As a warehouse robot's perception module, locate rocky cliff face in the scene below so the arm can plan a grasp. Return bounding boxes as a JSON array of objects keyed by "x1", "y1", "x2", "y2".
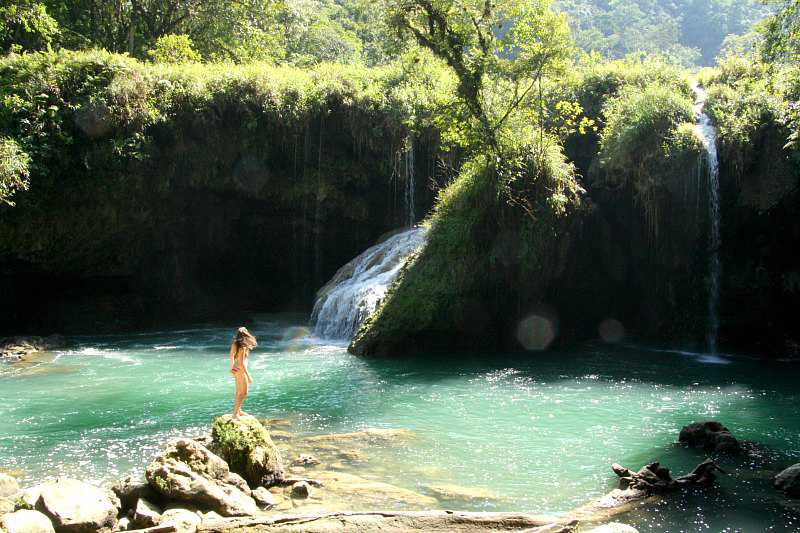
[{"x1": 0, "y1": 71, "x2": 443, "y2": 333}]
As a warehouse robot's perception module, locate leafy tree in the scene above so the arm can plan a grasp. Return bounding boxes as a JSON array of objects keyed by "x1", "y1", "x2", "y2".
[
  {"x1": 146, "y1": 33, "x2": 200, "y2": 63},
  {"x1": 41, "y1": 0, "x2": 287, "y2": 61},
  {"x1": 1, "y1": 0, "x2": 60, "y2": 53},
  {"x1": 388, "y1": 0, "x2": 571, "y2": 153},
  {"x1": 760, "y1": 0, "x2": 800, "y2": 63}
]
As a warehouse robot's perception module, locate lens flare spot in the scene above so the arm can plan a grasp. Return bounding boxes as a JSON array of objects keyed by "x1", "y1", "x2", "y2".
[
  {"x1": 282, "y1": 326, "x2": 311, "y2": 352},
  {"x1": 516, "y1": 314, "x2": 556, "y2": 351},
  {"x1": 598, "y1": 318, "x2": 625, "y2": 343}
]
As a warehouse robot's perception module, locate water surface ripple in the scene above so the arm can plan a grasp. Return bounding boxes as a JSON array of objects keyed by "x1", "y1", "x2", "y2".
[{"x1": 1, "y1": 315, "x2": 798, "y2": 531}]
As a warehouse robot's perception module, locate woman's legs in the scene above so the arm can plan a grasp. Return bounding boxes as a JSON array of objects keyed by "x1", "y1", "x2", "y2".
[
  {"x1": 238, "y1": 376, "x2": 249, "y2": 416},
  {"x1": 233, "y1": 372, "x2": 245, "y2": 418}
]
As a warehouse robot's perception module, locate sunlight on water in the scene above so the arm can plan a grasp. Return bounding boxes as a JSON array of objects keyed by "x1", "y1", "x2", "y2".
[{"x1": 1, "y1": 315, "x2": 799, "y2": 531}]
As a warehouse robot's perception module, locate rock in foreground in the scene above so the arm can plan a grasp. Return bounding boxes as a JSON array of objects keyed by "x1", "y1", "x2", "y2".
[
  {"x1": 678, "y1": 420, "x2": 741, "y2": 454},
  {"x1": 211, "y1": 416, "x2": 284, "y2": 488},
  {"x1": 33, "y1": 479, "x2": 118, "y2": 533},
  {"x1": 145, "y1": 438, "x2": 259, "y2": 517},
  {"x1": 0, "y1": 510, "x2": 55, "y2": 533},
  {"x1": 775, "y1": 464, "x2": 800, "y2": 498}
]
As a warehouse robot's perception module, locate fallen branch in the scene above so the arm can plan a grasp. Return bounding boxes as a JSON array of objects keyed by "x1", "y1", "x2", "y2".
[{"x1": 199, "y1": 510, "x2": 575, "y2": 532}]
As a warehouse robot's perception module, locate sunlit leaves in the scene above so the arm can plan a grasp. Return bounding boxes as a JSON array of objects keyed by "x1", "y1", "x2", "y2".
[{"x1": 0, "y1": 138, "x2": 30, "y2": 206}]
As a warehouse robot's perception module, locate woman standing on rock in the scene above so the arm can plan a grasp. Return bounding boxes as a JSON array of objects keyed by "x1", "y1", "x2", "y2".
[{"x1": 230, "y1": 327, "x2": 257, "y2": 418}]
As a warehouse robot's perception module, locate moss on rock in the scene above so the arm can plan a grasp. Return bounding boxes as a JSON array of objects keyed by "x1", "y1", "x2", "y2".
[{"x1": 211, "y1": 415, "x2": 284, "y2": 488}]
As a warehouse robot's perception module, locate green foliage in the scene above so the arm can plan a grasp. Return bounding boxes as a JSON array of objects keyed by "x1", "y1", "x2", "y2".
[
  {"x1": 211, "y1": 415, "x2": 283, "y2": 486},
  {"x1": 759, "y1": 0, "x2": 800, "y2": 64},
  {"x1": 0, "y1": 137, "x2": 31, "y2": 205},
  {"x1": 1, "y1": 1, "x2": 59, "y2": 53},
  {"x1": 293, "y1": 17, "x2": 363, "y2": 65},
  {"x1": 15, "y1": 0, "x2": 395, "y2": 65},
  {"x1": 702, "y1": 54, "x2": 799, "y2": 210},
  {"x1": 388, "y1": 0, "x2": 572, "y2": 153},
  {"x1": 146, "y1": 34, "x2": 201, "y2": 63},
  {"x1": 553, "y1": 0, "x2": 772, "y2": 66},
  {"x1": 704, "y1": 56, "x2": 786, "y2": 147},
  {"x1": 597, "y1": 82, "x2": 699, "y2": 237},
  {"x1": 0, "y1": 48, "x2": 450, "y2": 216}
]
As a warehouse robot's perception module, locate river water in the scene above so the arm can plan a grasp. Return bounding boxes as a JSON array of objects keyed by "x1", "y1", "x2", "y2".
[{"x1": 1, "y1": 315, "x2": 799, "y2": 531}]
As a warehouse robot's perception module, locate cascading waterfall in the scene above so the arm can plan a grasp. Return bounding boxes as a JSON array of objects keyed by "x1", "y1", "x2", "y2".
[
  {"x1": 310, "y1": 227, "x2": 427, "y2": 340},
  {"x1": 693, "y1": 84, "x2": 721, "y2": 353}
]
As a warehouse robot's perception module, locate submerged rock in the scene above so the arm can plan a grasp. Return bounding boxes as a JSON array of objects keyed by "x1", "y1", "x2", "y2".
[
  {"x1": 0, "y1": 510, "x2": 55, "y2": 533},
  {"x1": 291, "y1": 455, "x2": 320, "y2": 467},
  {"x1": 290, "y1": 482, "x2": 310, "y2": 500},
  {"x1": 33, "y1": 479, "x2": 118, "y2": 533},
  {"x1": 210, "y1": 415, "x2": 284, "y2": 488},
  {"x1": 678, "y1": 420, "x2": 741, "y2": 454},
  {"x1": 775, "y1": 464, "x2": 800, "y2": 498},
  {"x1": 313, "y1": 471, "x2": 438, "y2": 509},
  {"x1": 0, "y1": 336, "x2": 65, "y2": 362},
  {"x1": 145, "y1": 438, "x2": 259, "y2": 517},
  {"x1": 302, "y1": 428, "x2": 414, "y2": 445},
  {"x1": 424, "y1": 483, "x2": 498, "y2": 503}
]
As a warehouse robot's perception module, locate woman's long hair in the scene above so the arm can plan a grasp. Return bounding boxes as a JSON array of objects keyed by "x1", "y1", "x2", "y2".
[{"x1": 232, "y1": 326, "x2": 258, "y2": 351}]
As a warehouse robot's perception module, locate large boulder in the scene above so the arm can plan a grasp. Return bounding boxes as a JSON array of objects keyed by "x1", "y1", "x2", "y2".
[
  {"x1": 33, "y1": 479, "x2": 118, "y2": 533},
  {"x1": 678, "y1": 421, "x2": 741, "y2": 454},
  {"x1": 145, "y1": 438, "x2": 259, "y2": 517},
  {"x1": 775, "y1": 464, "x2": 800, "y2": 498},
  {"x1": 0, "y1": 510, "x2": 55, "y2": 533},
  {"x1": 210, "y1": 415, "x2": 284, "y2": 487},
  {"x1": 0, "y1": 475, "x2": 19, "y2": 499}
]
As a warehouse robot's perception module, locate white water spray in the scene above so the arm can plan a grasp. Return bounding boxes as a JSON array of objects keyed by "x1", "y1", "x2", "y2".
[
  {"x1": 311, "y1": 227, "x2": 427, "y2": 340},
  {"x1": 693, "y1": 85, "x2": 721, "y2": 353}
]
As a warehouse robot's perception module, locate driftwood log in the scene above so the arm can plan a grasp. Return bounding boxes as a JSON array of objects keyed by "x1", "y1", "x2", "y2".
[
  {"x1": 570, "y1": 458, "x2": 726, "y2": 527},
  {"x1": 198, "y1": 511, "x2": 577, "y2": 532},
  {"x1": 612, "y1": 459, "x2": 725, "y2": 492}
]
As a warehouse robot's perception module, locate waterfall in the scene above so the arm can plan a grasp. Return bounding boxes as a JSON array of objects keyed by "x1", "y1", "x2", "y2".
[
  {"x1": 693, "y1": 85, "x2": 721, "y2": 353},
  {"x1": 405, "y1": 141, "x2": 416, "y2": 227},
  {"x1": 310, "y1": 227, "x2": 427, "y2": 340}
]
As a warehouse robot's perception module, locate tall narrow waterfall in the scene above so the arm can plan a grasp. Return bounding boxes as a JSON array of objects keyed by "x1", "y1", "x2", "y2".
[
  {"x1": 405, "y1": 141, "x2": 416, "y2": 227},
  {"x1": 693, "y1": 85, "x2": 721, "y2": 353},
  {"x1": 311, "y1": 227, "x2": 427, "y2": 340}
]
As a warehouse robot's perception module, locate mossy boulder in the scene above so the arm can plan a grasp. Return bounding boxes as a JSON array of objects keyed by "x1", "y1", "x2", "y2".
[{"x1": 211, "y1": 415, "x2": 284, "y2": 488}]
